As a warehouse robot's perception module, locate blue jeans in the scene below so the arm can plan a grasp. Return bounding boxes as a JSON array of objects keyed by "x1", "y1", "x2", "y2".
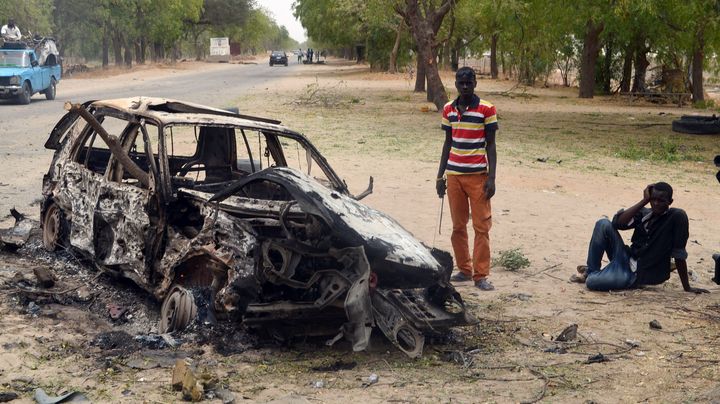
[{"x1": 584, "y1": 218, "x2": 636, "y2": 291}]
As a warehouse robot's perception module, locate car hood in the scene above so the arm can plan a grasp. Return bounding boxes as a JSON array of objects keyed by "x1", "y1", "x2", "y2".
[
  {"x1": 0, "y1": 67, "x2": 29, "y2": 76},
  {"x1": 201, "y1": 168, "x2": 444, "y2": 281}
]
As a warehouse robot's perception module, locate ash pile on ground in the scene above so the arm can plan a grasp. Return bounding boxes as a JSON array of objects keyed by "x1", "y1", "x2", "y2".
[{"x1": 0, "y1": 230, "x2": 260, "y2": 360}]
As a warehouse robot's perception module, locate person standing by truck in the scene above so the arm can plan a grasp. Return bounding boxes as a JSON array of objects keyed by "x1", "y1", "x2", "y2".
[{"x1": 1, "y1": 19, "x2": 22, "y2": 41}]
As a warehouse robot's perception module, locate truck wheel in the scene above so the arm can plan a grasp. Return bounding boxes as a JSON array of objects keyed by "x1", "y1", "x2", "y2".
[
  {"x1": 44, "y1": 79, "x2": 56, "y2": 100},
  {"x1": 17, "y1": 82, "x2": 31, "y2": 105}
]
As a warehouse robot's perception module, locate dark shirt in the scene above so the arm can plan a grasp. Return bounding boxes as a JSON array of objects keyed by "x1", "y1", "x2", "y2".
[{"x1": 612, "y1": 207, "x2": 689, "y2": 286}]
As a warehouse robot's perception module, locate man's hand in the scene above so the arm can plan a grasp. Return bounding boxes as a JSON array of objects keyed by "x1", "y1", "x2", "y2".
[
  {"x1": 642, "y1": 184, "x2": 654, "y2": 204},
  {"x1": 484, "y1": 177, "x2": 496, "y2": 200},
  {"x1": 685, "y1": 286, "x2": 710, "y2": 294},
  {"x1": 436, "y1": 178, "x2": 446, "y2": 198}
]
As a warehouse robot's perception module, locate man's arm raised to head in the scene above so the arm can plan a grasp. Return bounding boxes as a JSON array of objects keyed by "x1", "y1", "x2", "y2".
[{"x1": 616, "y1": 184, "x2": 653, "y2": 227}]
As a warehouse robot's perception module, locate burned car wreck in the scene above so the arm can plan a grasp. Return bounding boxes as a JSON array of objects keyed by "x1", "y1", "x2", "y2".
[{"x1": 41, "y1": 97, "x2": 474, "y2": 357}]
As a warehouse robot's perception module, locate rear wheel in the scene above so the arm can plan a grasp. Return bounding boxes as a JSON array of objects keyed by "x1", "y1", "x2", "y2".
[
  {"x1": 159, "y1": 285, "x2": 198, "y2": 333},
  {"x1": 17, "y1": 82, "x2": 31, "y2": 105},
  {"x1": 44, "y1": 78, "x2": 56, "y2": 100},
  {"x1": 42, "y1": 202, "x2": 67, "y2": 251}
]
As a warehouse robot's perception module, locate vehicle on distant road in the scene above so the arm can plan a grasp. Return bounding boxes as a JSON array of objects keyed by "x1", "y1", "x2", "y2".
[
  {"x1": 0, "y1": 38, "x2": 61, "y2": 104},
  {"x1": 269, "y1": 51, "x2": 288, "y2": 67}
]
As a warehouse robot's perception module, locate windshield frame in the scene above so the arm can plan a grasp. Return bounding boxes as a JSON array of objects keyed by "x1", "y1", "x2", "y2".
[{"x1": 0, "y1": 50, "x2": 30, "y2": 68}]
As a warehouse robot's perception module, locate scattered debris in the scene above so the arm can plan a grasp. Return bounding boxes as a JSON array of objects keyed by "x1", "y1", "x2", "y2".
[
  {"x1": 624, "y1": 339, "x2": 641, "y2": 348},
  {"x1": 172, "y1": 358, "x2": 204, "y2": 402},
  {"x1": 0, "y1": 209, "x2": 34, "y2": 250},
  {"x1": 649, "y1": 320, "x2": 663, "y2": 330},
  {"x1": 0, "y1": 392, "x2": 18, "y2": 403},
  {"x1": 544, "y1": 345, "x2": 568, "y2": 354},
  {"x1": 213, "y1": 388, "x2": 235, "y2": 404},
  {"x1": 32, "y1": 267, "x2": 56, "y2": 288},
  {"x1": 554, "y1": 324, "x2": 578, "y2": 342},
  {"x1": 107, "y1": 304, "x2": 127, "y2": 321},
  {"x1": 586, "y1": 353, "x2": 609, "y2": 364},
  {"x1": 504, "y1": 293, "x2": 532, "y2": 302},
  {"x1": 536, "y1": 157, "x2": 549, "y2": 163},
  {"x1": 33, "y1": 388, "x2": 90, "y2": 404},
  {"x1": 312, "y1": 380, "x2": 324, "y2": 389}
]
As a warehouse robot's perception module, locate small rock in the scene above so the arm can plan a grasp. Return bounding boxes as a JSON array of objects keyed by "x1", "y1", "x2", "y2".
[
  {"x1": 649, "y1": 320, "x2": 662, "y2": 330},
  {"x1": 554, "y1": 324, "x2": 578, "y2": 342},
  {"x1": 312, "y1": 380, "x2": 324, "y2": 389},
  {"x1": 586, "y1": 353, "x2": 608, "y2": 364},
  {"x1": 75, "y1": 286, "x2": 93, "y2": 302},
  {"x1": 624, "y1": 339, "x2": 640, "y2": 348},
  {"x1": 367, "y1": 373, "x2": 379, "y2": 385},
  {"x1": 0, "y1": 392, "x2": 19, "y2": 402},
  {"x1": 26, "y1": 302, "x2": 40, "y2": 316},
  {"x1": 214, "y1": 388, "x2": 235, "y2": 404}
]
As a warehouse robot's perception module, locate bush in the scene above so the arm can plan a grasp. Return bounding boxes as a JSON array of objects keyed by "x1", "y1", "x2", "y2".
[{"x1": 493, "y1": 248, "x2": 530, "y2": 271}]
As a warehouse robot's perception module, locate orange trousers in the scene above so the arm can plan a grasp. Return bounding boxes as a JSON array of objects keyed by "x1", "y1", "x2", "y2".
[{"x1": 447, "y1": 174, "x2": 492, "y2": 281}]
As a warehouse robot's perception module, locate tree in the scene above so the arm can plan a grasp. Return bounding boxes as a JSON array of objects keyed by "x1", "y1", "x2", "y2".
[{"x1": 395, "y1": 0, "x2": 454, "y2": 109}]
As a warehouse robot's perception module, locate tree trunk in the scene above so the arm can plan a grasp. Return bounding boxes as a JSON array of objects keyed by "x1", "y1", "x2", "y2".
[
  {"x1": 691, "y1": 29, "x2": 705, "y2": 102},
  {"x1": 631, "y1": 39, "x2": 649, "y2": 93},
  {"x1": 578, "y1": 19, "x2": 604, "y2": 98},
  {"x1": 490, "y1": 33, "x2": 499, "y2": 79},
  {"x1": 102, "y1": 29, "x2": 110, "y2": 69},
  {"x1": 415, "y1": 58, "x2": 426, "y2": 92},
  {"x1": 441, "y1": 42, "x2": 450, "y2": 69},
  {"x1": 124, "y1": 45, "x2": 132, "y2": 68},
  {"x1": 602, "y1": 37, "x2": 613, "y2": 94},
  {"x1": 619, "y1": 43, "x2": 633, "y2": 93},
  {"x1": 450, "y1": 38, "x2": 460, "y2": 71},
  {"x1": 113, "y1": 33, "x2": 123, "y2": 66},
  {"x1": 399, "y1": 0, "x2": 452, "y2": 109},
  {"x1": 389, "y1": 25, "x2": 402, "y2": 73}
]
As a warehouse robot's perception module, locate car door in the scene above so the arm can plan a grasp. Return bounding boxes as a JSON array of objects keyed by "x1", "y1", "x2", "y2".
[
  {"x1": 28, "y1": 52, "x2": 45, "y2": 92},
  {"x1": 93, "y1": 120, "x2": 160, "y2": 283}
]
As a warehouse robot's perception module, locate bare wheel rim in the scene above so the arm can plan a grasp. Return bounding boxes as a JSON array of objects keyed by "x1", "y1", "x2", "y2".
[
  {"x1": 159, "y1": 286, "x2": 197, "y2": 333},
  {"x1": 42, "y1": 204, "x2": 61, "y2": 251}
]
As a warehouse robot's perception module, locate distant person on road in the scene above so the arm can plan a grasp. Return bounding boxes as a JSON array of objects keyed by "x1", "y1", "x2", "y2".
[
  {"x1": 1, "y1": 19, "x2": 22, "y2": 41},
  {"x1": 437, "y1": 67, "x2": 498, "y2": 291},
  {"x1": 321, "y1": 50, "x2": 326, "y2": 61},
  {"x1": 297, "y1": 49, "x2": 303, "y2": 64},
  {"x1": 307, "y1": 48, "x2": 313, "y2": 64},
  {"x1": 572, "y1": 182, "x2": 709, "y2": 294}
]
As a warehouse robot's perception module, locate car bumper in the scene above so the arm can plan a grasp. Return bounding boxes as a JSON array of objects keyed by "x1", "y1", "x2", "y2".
[{"x1": 0, "y1": 86, "x2": 21, "y2": 98}]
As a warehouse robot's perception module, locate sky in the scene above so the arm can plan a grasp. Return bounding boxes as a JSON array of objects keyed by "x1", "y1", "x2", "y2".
[{"x1": 255, "y1": 0, "x2": 307, "y2": 43}]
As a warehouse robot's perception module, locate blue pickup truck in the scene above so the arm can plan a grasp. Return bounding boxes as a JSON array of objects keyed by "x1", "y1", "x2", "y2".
[{"x1": 0, "y1": 38, "x2": 61, "y2": 104}]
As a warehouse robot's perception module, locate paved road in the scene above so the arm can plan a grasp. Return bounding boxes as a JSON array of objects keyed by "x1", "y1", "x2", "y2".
[{"x1": 0, "y1": 61, "x2": 296, "y2": 221}]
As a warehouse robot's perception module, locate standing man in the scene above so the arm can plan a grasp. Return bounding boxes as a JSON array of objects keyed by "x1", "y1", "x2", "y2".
[
  {"x1": 297, "y1": 49, "x2": 303, "y2": 64},
  {"x1": 1, "y1": 19, "x2": 22, "y2": 41},
  {"x1": 436, "y1": 67, "x2": 498, "y2": 291}
]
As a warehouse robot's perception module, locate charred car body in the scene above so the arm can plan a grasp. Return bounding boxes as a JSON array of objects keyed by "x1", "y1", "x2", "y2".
[{"x1": 41, "y1": 97, "x2": 474, "y2": 357}]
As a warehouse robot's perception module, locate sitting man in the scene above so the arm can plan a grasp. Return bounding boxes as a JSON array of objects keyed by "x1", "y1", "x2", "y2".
[
  {"x1": 573, "y1": 182, "x2": 709, "y2": 294},
  {"x1": 1, "y1": 19, "x2": 22, "y2": 41}
]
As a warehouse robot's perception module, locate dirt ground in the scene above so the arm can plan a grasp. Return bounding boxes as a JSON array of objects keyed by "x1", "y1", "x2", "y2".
[{"x1": 1, "y1": 59, "x2": 719, "y2": 403}]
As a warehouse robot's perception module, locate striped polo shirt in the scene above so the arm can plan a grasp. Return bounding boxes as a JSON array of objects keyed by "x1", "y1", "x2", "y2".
[{"x1": 441, "y1": 95, "x2": 498, "y2": 175}]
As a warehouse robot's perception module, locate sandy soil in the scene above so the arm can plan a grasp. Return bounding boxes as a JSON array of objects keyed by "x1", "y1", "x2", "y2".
[{"x1": 1, "y1": 60, "x2": 719, "y2": 403}]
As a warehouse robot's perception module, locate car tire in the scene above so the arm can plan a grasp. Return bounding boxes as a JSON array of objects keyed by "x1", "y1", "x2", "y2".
[
  {"x1": 284, "y1": 61, "x2": 288, "y2": 66},
  {"x1": 44, "y1": 78, "x2": 56, "y2": 100},
  {"x1": 42, "y1": 202, "x2": 68, "y2": 251},
  {"x1": 672, "y1": 117, "x2": 720, "y2": 135},
  {"x1": 17, "y1": 81, "x2": 32, "y2": 105},
  {"x1": 159, "y1": 285, "x2": 198, "y2": 333}
]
